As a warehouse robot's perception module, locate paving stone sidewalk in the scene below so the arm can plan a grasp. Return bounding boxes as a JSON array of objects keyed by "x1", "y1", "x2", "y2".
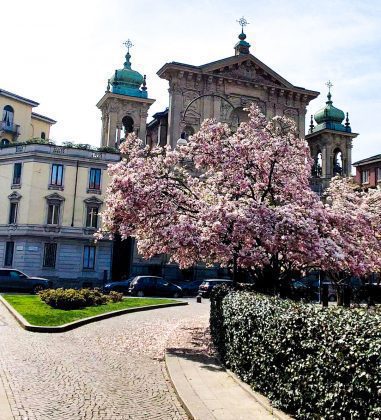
[
  {"x1": 0, "y1": 298, "x2": 210, "y2": 420},
  {"x1": 165, "y1": 317, "x2": 290, "y2": 420}
]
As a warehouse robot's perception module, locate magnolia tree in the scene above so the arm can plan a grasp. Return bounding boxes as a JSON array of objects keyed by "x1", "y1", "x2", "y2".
[
  {"x1": 323, "y1": 176, "x2": 381, "y2": 282},
  {"x1": 98, "y1": 105, "x2": 381, "y2": 290}
]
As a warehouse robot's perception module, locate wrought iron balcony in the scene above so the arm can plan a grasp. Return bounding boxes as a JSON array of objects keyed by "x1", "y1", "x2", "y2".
[{"x1": 1, "y1": 121, "x2": 20, "y2": 136}]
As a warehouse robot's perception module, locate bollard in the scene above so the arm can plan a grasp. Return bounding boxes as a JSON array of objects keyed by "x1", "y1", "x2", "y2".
[
  {"x1": 196, "y1": 295, "x2": 202, "y2": 303},
  {"x1": 321, "y1": 284, "x2": 328, "y2": 308},
  {"x1": 343, "y1": 286, "x2": 351, "y2": 307}
]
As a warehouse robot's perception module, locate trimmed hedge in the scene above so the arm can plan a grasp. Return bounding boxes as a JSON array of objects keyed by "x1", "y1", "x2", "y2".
[
  {"x1": 39, "y1": 288, "x2": 123, "y2": 310},
  {"x1": 210, "y1": 287, "x2": 381, "y2": 419}
]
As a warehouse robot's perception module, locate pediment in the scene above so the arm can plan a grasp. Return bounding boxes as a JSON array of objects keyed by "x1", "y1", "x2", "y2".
[
  {"x1": 84, "y1": 196, "x2": 103, "y2": 205},
  {"x1": 200, "y1": 54, "x2": 293, "y2": 89},
  {"x1": 45, "y1": 192, "x2": 65, "y2": 202},
  {"x1": 8, "y1": 191, "x2": 22, "y2": 201}
]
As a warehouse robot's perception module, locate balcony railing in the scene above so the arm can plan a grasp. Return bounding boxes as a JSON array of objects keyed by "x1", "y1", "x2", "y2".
[{"x1": 1, "y1": 121, "x2": 20, "y2": 136}]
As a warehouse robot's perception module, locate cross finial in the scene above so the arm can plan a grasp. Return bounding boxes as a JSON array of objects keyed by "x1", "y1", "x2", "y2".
[
  {"x1": 326, "y1": 80, "x2": 333, "y2": 93},
  {"x1": 123, "y1": 39, "x2": 133, "y2": 53},
  {"x1": 237, "y1": 17, "x2": 249, "y2": 32}
]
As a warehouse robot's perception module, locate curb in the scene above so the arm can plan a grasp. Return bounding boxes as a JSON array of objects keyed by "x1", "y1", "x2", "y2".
[
  {"x1": 225, "y1": 369, "x2": 292, "y2": 420},
  {"x1": 164, "y1": 352, "x2": 196, "y2": 420},
  {"x1": 0, "y1": 374, "x2": 13, "y2": 420},
  {"x1": 0, "y1": 295, "x2": 188, "y2": 333},
  {"x1": 165, "y1": 350, "x2": 292, "y2": 420}
]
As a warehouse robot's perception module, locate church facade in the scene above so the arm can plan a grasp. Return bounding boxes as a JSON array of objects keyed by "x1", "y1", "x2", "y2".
[{"x1": 98, "y1": 27, "x2": 359, "y2": 281}]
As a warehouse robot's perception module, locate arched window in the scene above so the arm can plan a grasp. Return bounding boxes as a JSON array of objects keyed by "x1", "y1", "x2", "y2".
[
  {"x1": 1, "y1": 139, "x2": 10, "y2": 146},
  {"x1": 333, "y1": 148, "x2": 343, "y2": 176},
  {"x1": 2, "y1": 105, "x2": 14, "y2": 128},
  {"x1": 41, "y1": 132, "x2": 46, "y2": 140},
  {"x1": 122, "y1": 116, "x2": 134, "y2": 135},
  {"x1": 312, "y1": 151, "x2": 323, "y2": 177}
]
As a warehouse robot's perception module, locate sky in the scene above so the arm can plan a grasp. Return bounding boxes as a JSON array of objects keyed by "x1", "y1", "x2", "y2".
[{"x1": 2, "y1": 0, "x2": 381, "y2": 163}]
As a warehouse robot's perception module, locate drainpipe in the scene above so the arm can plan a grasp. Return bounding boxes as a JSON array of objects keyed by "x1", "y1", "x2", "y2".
[{"x1": 71, "y1": 161, "x2": 79, "y2": 227}]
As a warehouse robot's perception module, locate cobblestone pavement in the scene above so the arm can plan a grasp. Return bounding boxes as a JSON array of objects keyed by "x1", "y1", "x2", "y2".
[{"x1": 0, "y1": 298, "x2": 210, "y2": 420}]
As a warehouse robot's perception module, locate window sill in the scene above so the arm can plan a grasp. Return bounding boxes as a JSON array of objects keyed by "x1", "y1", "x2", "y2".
[
  {"x1": 44, "y1": 225, "x2": 61, "y2": 233},
  {"x1": 83, "y1": 227, "x2": 97, "y2": 235},
  {"x1": 82, "y1": 268, "x2": 95, "y2": 272},
  {"x1": 87, "y1": 188, "x2": 102, "y2": 195},
  {"x1": 11, "y1": 184, "x2": 21, "y2": 189},
  {"x1": 48, "y1": 185, "x2": 64, "y2": 191}
]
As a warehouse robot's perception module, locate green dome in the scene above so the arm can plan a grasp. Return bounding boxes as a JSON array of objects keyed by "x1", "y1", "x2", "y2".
[
  {"x1": 314, "y1": 92, "x2": 345, "y2": 125},
  {"x1": 109, "y1": 51, "x2": 147, "y2": 98}
]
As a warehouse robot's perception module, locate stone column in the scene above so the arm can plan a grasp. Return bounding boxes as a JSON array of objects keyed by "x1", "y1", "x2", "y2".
[
  {"x1": 101, "y1": 112, "x2": 108, "y2": 147},
  {"x1": 298, "y1": 108, "x2": 306, "y2": 139},
  {"x1": 203, "y1": 94, "x2": 213, "y2": 119},
  {"x1": 321, "y1": 145, "x2": 328, "y2": 178},
  {"x1": 347, "y1": 141, "x2": 353, "y2": 175},
  {"x1": 116, "y1": 124, "x2": 121, "y2": 146},
  {"x1": 213, "y1": 96, "x2": 221, "y2": 120},
  {"x1": 167, "y1": 87, "x2": 183, "y2": 148},
  {"x1": 108, "y1": 112, "x2": 117, "y2": 148},
  {"x1": 139, "y1": 108, "x2": 148, "y2": 144}
]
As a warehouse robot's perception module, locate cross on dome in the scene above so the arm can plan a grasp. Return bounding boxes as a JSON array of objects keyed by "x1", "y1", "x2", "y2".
[
  {"x1": 326, "y1": 80, "x2": 333, "y2": 93},
  {"x1": 237, "y1": 17, "x2": 249, "y2": 32},
  {"x1": 123, "y1": 39, "x2": 134, "y2": 53}
]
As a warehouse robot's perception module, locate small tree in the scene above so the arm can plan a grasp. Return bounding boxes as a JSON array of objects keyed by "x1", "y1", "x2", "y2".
[{"x1": 323, "y1": 177, "x2": 381, "y2": 281}]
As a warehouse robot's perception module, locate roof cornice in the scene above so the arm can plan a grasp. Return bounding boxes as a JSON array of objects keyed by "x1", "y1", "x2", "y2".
[
  {"x1": 0, "y1": 89, "x2": 39, "y2": 107},
  {"x1": 31, "y1": 112, "x2": 57, "y2": 125}
]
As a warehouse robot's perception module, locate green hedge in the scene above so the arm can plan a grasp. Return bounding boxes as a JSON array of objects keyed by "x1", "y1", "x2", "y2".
[
  {"x1": 39, "y1": 288, "x2": 123, "y2": 310},
  {"x1": 210, "y1": 288, "x2": 381, "y2": 419}
]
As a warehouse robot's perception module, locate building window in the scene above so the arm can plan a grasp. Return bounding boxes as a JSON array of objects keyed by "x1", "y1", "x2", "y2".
[
  {"x1": 361, "y1": 170, "x2": 369, "y2": 184},
  {"x1": 43, "y1": 243, "x2": 57, "y2": 268},
  {"x1": 50, "y1": 164, "x2": 63, "y2": 187},
  {"x1": 88, "y1": 168, "x2": 101, "y2": 191},
  {"x1": 8, "y1": 202, "x2": 18, "y2": 224},
  {"x1": 2, "y1": 105, "x2": 14, "y2": 129},
  {"x1": 86, "y1": 206, "x2": 99, "y2": 228},
  {"x1": 1, "y1": 139, "x2": 10, "y2": 146},
  {"x1": 41, "y1": 132, "x2": 46, "y2": 140},
  {"x1": 377, "y1": 167, "x2": 381, "y2": 182},
  {"x1": 8, "y1": 191, "x2": 21, "y2": 224},
  {"x1": 4, "y1": 242, "x2": 14, "y2": 267},
  {"x1": 12, "y1": 163, "x2": 22, "y2": 185},
  {"x1": 47, "y1": 204, "x2": 60, "y2": 225},
  {"x1": 83, "y1": 246, "x2": 96, "y2": 269},
  {"x1": 45, "y1": 193, "x2": 64, "y2": 226}
]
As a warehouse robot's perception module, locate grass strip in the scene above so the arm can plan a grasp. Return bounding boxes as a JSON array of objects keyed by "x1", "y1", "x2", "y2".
[{"x1": 2, "y1": 294, "x2": 178, "y2": 326}]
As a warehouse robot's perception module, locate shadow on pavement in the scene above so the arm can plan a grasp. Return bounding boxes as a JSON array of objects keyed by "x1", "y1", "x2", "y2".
[{"x1": 167, "y1": 325, "x2": 224, "y2": 372}]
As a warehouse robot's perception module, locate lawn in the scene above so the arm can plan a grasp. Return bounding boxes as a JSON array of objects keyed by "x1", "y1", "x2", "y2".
[{"x1": 2, "y1": 294, "x2": 178, "y2": 326}]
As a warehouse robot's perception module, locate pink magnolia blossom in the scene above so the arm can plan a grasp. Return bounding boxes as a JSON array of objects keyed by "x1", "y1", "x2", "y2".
[{"x1": 98, "y1": 105, "x2": 381, "y2": 286}]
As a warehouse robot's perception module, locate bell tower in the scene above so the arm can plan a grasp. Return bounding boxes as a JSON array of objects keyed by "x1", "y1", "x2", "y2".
[
  {"x1": 306, "y1": 81, "x2": 358, "y2": 194},
  {"x1": 97, "y1": 40, "x2": 155, "y2": 148}
]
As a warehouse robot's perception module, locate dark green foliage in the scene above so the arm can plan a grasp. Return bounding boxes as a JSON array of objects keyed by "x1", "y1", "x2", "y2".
[
  {"x1": 79, "y1": 288, "x2": 108, "y2": 306},
  {"x1": 210, "y1": 289, "x2": 381, "y2": 419},
  {"x1": 39, "y1": 288, "x2": 122, "y2": 310},
  {"x1": 108, "y1": 291, "x2": 124, "y2": 303},
  {"x1": 39, "y1": 289, "x2": 87, "y2": 310}
]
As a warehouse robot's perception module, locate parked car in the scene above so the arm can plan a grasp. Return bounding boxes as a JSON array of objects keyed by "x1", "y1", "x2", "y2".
[
  {"x1": 103, "y1": 277, "x2": 134, "y2": 295},
  {"x1": 0, "y1": 269, "x2": 52, "y2": 294},
  {"x1": 198, "y1": 279, "x2": 233, "y2": 298},
  {"x1": 128, "y1": 276, "x2": 183, "y2": 298},
  {"x1": 296, "y1": 274, "x2": 337, "y2": 302},
  {"x1": 174, "y1": 280, "x2": 204, "y2": 296}
]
